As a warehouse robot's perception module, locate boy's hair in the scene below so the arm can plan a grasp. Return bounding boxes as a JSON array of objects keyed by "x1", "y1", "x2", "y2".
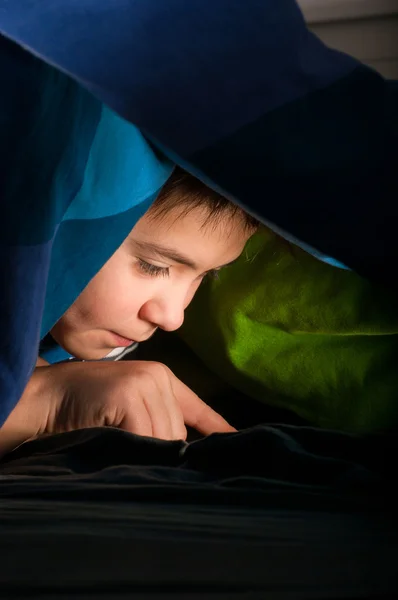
[{"x1": 149, "y1": 167, "x2": 259, "y2": 232}]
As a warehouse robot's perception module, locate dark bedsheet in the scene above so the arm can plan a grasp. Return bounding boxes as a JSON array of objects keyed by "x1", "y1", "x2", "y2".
[{"x1": 0, "y1": 424, "x2": 397, "y2": 598}]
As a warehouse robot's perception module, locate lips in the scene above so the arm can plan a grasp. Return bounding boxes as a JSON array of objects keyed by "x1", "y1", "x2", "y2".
[
  {"x1": 109, "y1": 329, "x2": 157, "y2": 347},
  {"x1": 109, "y1": 332, "x2": 135, "y2": 347}
]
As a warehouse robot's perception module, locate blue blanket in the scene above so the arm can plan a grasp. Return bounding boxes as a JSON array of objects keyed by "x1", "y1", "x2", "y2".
[{"x1": 0, "y1": 0, "x2": 397, "y2": 425}]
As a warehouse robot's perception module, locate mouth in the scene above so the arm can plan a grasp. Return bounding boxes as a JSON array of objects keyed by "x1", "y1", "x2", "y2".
[
  {"x1": 108, "y1": 329, "x2": 157, "y2": 347},
  {"x1": 109, "y1": 332, "x2": 135, "y2": 348}
]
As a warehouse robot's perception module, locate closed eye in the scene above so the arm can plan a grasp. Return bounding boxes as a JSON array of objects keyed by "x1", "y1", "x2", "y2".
[{"x1": 137, "y1": 259, "x2": 170, "y2": 278}]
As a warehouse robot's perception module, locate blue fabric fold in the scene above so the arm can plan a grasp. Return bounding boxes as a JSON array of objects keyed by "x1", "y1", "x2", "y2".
[
  {"x1": 0, "y1": 0, "x2": 397, "y2": 424},
  {"x1": 0, "y1": 34, "x2": 172, "y2": 424}
]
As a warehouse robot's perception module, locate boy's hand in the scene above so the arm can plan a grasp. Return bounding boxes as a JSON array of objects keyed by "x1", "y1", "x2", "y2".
[{"x1": 0, "y1": 361, "x2": 235, "y2": 456}]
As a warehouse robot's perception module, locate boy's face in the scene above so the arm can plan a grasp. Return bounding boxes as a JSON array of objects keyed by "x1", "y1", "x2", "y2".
[{"x1": 51, "y1": 206, "x2": 253, "y2": 360}]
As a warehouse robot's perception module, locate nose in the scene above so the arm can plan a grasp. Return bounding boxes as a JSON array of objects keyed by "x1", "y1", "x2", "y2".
[{"x1": 139, "y1": 294, "x2": 186, "y2": 333}]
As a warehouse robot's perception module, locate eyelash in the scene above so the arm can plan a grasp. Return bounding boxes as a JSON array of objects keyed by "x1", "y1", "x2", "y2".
[
  {"x1": 137, "y1": 259, "x2": 170, "y2": 278},
  {"x1": 137, "y1": 259, "x2": 221, "y2": 280}
]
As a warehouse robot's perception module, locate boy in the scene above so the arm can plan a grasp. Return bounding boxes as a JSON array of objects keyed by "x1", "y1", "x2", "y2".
[{"x1": 0, "y1": 169, "x2": 258, "y2": 455}]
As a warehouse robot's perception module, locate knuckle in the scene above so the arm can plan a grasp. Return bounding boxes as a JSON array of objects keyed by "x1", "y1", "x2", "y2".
[
  {"x1": 145, "y1": 361, "x2": 171, "y2": 382},
  {"x1": 149, "y1": 361, "x2": 170, "y2": 374}
]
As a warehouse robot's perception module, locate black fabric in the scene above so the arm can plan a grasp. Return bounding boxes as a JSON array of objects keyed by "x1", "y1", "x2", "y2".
[{"x1": 0, "y1": 425, "x2": 397, "y2": 598}]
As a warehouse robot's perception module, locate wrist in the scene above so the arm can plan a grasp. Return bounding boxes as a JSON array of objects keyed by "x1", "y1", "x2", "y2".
[{"x1": 0, "y1": 366, "x2": 55, "y2": 458}]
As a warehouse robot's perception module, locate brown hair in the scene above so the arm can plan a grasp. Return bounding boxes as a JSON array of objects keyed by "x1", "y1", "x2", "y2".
[{"x1": 148, "y1": 167, "x2": 259, "y2": 232}]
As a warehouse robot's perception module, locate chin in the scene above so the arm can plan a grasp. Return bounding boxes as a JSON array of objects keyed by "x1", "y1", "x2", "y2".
[
  {"x1": 60, "y1": 339, "x2": 109, "y2": 362},
  {"x1": 79, "y1": 347, "x2": 113, "y2": 361}
]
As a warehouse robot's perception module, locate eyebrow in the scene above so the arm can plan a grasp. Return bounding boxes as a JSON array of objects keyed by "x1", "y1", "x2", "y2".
[
  {"x1": 132, "y1": 240, "x2": 198, "y2": 269},
  {"x1": 131, "y1": 240, "x2": 241, "y2": 271}
]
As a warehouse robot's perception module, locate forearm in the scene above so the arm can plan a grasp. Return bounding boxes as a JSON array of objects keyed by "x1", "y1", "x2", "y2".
[{"x1": 0, "y1": 360, "x2": 52, "y2": 458}]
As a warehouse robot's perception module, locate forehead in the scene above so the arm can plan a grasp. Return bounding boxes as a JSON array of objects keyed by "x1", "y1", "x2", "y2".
[{"x1": 129, "y1": 206, "x2": 251, "y2": 269}]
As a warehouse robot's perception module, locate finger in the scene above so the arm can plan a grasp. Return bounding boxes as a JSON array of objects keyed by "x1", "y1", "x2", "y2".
[
  {"x1": 161, "y1": 392, "x2": 187, "y2": 441},
  {"x1": 144, "y1": 390, "x2": 175, "y2": 441},
  {"x1": 170, "y1": 408, "x2": 187, "y2": 441},
  {"x1": 118, "y1": 397, "x2": 153, "y2": 438},
  {"x1": 141, "y1": 374, "x2": 185, "y2": 441},
  {"x1": 171, "y1": 377, "x2": 236, "y2": 436},
  {"x1": 156, "y1": 372, "x2": 187, "y2": 440},
  {"x1": 116, "y1": 365, "x2": 178, "y2": 440}
]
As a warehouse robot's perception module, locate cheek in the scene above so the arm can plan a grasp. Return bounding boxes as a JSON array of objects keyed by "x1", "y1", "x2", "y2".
[
  {"x1": 64, "y1": 284, "x2": 111, "y2": 330},
  {"x1": 87, "y1": 272, "x2": 149, "y2": 325},
  {"x1": 68, "y1": 259, "x2": 144, "y2": 327}
]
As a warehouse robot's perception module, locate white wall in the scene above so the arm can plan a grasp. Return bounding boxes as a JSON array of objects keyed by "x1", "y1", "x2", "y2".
[{"x1": 298, "y1": 0, "x2": 398, "y2": 78}]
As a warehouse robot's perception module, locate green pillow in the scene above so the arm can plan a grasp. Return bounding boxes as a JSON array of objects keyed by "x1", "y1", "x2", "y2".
[{"x1": 179, "y1": 230, "x2": 398, "y2": 433}]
